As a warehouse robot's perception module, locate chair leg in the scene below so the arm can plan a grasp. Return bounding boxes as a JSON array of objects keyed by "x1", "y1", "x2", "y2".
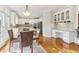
[
  {"x1": 36, "y1": 39, "x2": 39, "y2": 45},
  {"x1": 9, "y1": 42, "x2": 11, "y2": 52},
  {"x1": 12, "y1": 41, "x2": 13, "y2": 47},
  {"x1": 9, "y1": 40, "x2": 11, "y2": 52},
  {"x1": 21, "y1": 47, "x2": 23, "y2": 53},
  {"x1": 21, "y1": 43, "x2": 23, "y2": 53},
  {"x1": 30, "y1": 45, "x2": 33, "y2": 53}
]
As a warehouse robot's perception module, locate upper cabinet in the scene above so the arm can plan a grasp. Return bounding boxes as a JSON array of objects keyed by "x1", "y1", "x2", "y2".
[
  {"x1": 53, "y1": 9, "x2": 71, "y2": 23},
  {"x1": 57, "y1": 13, "x2": 60, "y2": 21},
  {"x1": 54, "y1": 14, "x2": 56, "y2": 22},
  {"x1": 65, "y1": 9, "x2": 70, "y2": 21},
  {"x1": 10, "y1": 12, "x2": 19, "y2": 26},
  {"x1": 61, "y1": 12, "x2": 64, "y2": 21}
]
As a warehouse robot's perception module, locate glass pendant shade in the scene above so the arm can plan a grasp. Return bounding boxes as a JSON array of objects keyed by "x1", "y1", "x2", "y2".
[{"x1": 23, "y1": 5, "x2": 31, "y2": 16}]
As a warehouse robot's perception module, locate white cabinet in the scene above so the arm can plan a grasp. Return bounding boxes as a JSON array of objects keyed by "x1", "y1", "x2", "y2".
[
  {"x1": 63, "y1": 32, "x2": 70, "y2": 43},
  {"x1": 52, "y1": 6, "x2": 76, "y2": 43},
  {"x1": 53, "y1": 9, "x2": 72, "y2": 31},
  {"x1": 61, "y1": 11, "x2": 64, "y2": 21},
  {"x1": 57, "y1": 13, "x2": 61, "y2": 22},
  {"x1": 63, "y1": 31, "x2": 75, "y2": 43},
  {"x1": 11, "y1": 12, "x2": 18, "y2": 26},
  {"x1": 11, "y1": 12, "x2": 15, "y2": 26},
  {"x1": 65, "y1": 9, "x2": 70, "y2": 20},
  {"x1": 53, "y1": 9, "x2": 71, "y2": 23},
  {"x1": 19, "y1": 19, "x2": 26, "y2": 24},
  {"x1": 52, "y1": 30, "x2": 75, "y2": 43}
]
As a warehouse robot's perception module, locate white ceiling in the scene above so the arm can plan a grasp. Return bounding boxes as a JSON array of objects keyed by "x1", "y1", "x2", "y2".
[{"x1": 8, "y1": 5, "x2": 67, "y2": 18}]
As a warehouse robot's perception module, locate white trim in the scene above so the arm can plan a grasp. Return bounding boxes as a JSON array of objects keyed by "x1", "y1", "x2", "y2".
[{"x1": 39, "y1": 45, "x2": 47, "y2": 53}]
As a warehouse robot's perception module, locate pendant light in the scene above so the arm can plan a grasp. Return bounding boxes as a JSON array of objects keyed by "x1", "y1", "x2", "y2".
[{"x1": 23, "y1": 5, "x2": 31, "y2": 16}]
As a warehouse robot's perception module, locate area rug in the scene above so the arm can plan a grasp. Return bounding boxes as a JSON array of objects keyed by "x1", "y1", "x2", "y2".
[{"x1": 10, "y1": 40, "x2": 46, "y2": 53}]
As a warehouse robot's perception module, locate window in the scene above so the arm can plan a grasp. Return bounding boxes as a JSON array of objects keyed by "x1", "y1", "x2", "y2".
[{"x1": 0, "y1": 11, "x2": 10, "y2": 43}]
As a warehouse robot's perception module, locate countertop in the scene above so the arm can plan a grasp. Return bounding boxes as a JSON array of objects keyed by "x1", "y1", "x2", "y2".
[{"x1": 52, "y1": 28, "x2": 76, "y2": 32}]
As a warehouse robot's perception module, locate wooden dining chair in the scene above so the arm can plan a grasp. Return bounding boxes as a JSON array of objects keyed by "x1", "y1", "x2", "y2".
[
  {"x1": 8, "y1": 29, "x2": 20, "y2": 52},
  {"x1": 20, "y1": 31, "x2": 33, "y2": 53}
]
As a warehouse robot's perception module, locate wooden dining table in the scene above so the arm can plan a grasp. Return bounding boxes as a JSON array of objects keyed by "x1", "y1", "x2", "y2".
[{"x1": 18, "y1": 27, "x2": 40, "y2": 38}]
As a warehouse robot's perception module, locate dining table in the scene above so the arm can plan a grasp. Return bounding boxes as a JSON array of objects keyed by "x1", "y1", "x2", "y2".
[{"x1": 19, "y1": 27, "x2": 40, "y2": 38}]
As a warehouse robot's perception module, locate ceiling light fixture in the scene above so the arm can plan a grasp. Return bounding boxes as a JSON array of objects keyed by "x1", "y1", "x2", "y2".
[{"x1": 23, "y1": 5, "x2": 31, "y2": 16}]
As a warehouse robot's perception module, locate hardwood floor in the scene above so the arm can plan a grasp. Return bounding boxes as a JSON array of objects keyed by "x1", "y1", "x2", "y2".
[
  {"x1": 39, "y1": 36, "x2": 79, "y2": 53},
  {"x1": 0, "y1": 40, "x2": 10, "y2": 53},
  {"x1": 0, "y1": 35, "x2": 79, "y2": 53}
]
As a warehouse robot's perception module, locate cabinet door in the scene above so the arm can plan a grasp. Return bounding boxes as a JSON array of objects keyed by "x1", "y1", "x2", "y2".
[
  {"x1": 54, "y1": 14, "x2": 56, "y2": 22},
  {"x1": 61, "y1": 12, "x2": 64, "y2": 21},
  {"x1": 15, "y1": 16, "x2": 18, "y2": 24},
  {"x1": 65, "y1": 10, "x2": 70, "y2": 20},
  {"x1": 57, "y1": 13, "x2": 60, "y2": 21},
  {"x1": 63, "y1": 32, "x2": 69, "y2": 43}
]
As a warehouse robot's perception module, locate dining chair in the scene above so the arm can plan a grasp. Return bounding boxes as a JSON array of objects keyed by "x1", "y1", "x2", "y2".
[
  {"x1": 8, "y1": 29, "x2": 20, "y2": 52},
  {"x1": 20, "y1": 31, "x2": 33, "y2": 53}
]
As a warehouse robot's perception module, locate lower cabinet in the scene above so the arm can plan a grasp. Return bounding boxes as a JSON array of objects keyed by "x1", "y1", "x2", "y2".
[{"x1": 52, "y1": 30, "x2": 75, "y2": 43}]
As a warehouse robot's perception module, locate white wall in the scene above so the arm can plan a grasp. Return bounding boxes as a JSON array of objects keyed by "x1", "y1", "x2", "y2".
[{"x1": 42, "y1": 11, "x2": 52, "y2": 37}]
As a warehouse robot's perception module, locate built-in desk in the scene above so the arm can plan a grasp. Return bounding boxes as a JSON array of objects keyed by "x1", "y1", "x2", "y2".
[{"x1": 52, "y1": 29, "x2": 76, "y2": 43}]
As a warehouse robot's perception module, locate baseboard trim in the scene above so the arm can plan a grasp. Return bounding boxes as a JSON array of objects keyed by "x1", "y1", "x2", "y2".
[{"x1": 40, "y1": 45, "x2": 47, "y2": 53}]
